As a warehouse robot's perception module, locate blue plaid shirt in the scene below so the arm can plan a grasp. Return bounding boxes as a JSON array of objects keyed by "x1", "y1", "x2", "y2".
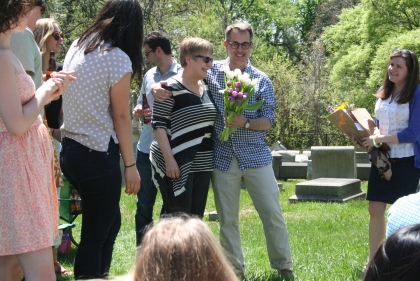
[{"x1": 207, "y1": 58, "x2": 276, "y2": 172}]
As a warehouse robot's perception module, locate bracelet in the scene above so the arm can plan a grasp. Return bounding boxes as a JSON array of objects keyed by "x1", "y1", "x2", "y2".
[
  {"x1": 125, "y1": 163, "x2": 136, "y2": 168},
  {"x1": 373, "y1": 134, "x2": 382, "y2": 148}
]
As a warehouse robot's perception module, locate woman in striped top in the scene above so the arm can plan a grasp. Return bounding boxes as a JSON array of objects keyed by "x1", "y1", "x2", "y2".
[{"x1": 150, "y1": 37, "x2": 216, "y2": 217}]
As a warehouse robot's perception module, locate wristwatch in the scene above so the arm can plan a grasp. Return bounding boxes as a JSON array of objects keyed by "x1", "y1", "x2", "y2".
[{"x1": 244, "y1": 118, "x2": 250, "y2": 129}]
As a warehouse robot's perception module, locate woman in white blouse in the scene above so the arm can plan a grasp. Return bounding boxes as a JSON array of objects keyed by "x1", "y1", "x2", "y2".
[
  {"x1": 60, "y1": 0, "x2": 142, "y2": 278},
  {"x1": 361, "y1": 49, "x2": 420, "y2": 263}
]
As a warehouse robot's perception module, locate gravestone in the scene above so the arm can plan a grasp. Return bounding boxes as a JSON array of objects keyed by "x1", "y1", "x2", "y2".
[
  {"x1": 289, "y1": 146, "x2": 365, "y2": 203},
  {"x1": 311, "y1": 146, "x2": 357, "y2": 179}
]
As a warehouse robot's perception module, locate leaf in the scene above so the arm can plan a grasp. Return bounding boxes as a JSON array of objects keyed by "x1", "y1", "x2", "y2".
[{"x1": 245, "y1": 100, "x2": 264, "y2": 111}]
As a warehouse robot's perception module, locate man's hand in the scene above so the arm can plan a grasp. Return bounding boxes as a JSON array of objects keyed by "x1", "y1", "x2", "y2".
[
  {"x1": 151, "y1": 81, "x2": 172, "y2": 102},
  {"x1": 225, "y1": 112, "x2": 247, "y2": 128}
]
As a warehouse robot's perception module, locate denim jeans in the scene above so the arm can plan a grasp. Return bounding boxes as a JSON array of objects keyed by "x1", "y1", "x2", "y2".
[
  {"x1": 135, "y1": 150, "x2": 157, "y2": 245},
  {"x1": 60, "y1": 137, "x2": 122, "y2": 279}
]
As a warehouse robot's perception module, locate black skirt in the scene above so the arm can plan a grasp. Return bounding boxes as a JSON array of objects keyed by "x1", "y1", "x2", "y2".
[{"x1": 367, "y1": 156, "x2": 420, "y2": 204}]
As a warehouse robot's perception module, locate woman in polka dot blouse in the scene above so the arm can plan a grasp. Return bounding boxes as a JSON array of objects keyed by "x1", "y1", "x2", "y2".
[
  {"x1": 60, "y1": 0, "x2": 143, "y2": 278},
  {"x1": 361, "y1": 49, "x2": 420, "y2": 264}
]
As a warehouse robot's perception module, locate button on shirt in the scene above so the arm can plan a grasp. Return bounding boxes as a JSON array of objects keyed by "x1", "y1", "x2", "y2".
[
  {"x1": 136, "y1": 60, "x2": 183, "y2": 154},
  {"x1": 206, "y1": 58, "x2": 276, "y2": 172},
  {"x1": 62, "y1": 40, "x2": 132, "y2": 151},
  {"x1": 375, "y1": 96, "x2": 414, "y2": 158}
]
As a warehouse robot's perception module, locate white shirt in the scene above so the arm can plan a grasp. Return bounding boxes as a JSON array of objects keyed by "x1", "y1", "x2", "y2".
[{"x1": 375, "y1": 96, "x2": 414, "y2": 158}]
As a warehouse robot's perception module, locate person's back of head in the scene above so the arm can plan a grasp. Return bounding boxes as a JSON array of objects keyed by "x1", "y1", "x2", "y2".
[
  {"x1": 77, "y1": 0, "x2": 143, "y2": 80},
  {"x1": 364, "y1": 224, "x2": 420, "y2": 281},
  {"x1": 133, "y1": 216, "x2": 238, "y2": 281},
  {"x1": 143, "y1": 31, "x2": 172, "y2": 56}
]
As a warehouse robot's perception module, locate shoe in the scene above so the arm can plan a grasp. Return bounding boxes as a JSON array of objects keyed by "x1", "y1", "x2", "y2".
[
  {"x1": 54, "y1": 261, "x2": 72, "y2": 276},
  {"x1": 277, "y1": 269, "x2": 294, "y2": 281}
]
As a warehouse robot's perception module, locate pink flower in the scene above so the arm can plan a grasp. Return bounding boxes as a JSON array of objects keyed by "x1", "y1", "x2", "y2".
[
  {"x1": 227, "y1": 81, "x2": 232, "y2": 87},
  {"x1": 232, "y1": 91, "x2": 238, "y2": 97},
  {"x1": 235, "y1": 81, "x2": 241, "y2": 88},
  {"x1": 242, "y1": 94, "x2": 247, "y2": 100},
  {"x1": 237, "y1": 92, "x2": 243, "y2": 99},
  {"x1": 228, "y1": 88, "x2": 233, "y2": 94}
]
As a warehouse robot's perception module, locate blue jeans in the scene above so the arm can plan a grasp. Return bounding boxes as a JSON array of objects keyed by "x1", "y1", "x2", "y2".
[
  {"x1": 60, "y1": 138, "x2": 122, "y2": 279},
  {"x1": 135, "y1": 150, "x2": 157, "y2": 245}
]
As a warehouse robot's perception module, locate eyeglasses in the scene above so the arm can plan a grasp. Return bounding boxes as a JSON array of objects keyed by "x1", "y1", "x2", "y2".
[
  {"x1": 195, "y1": 55, "x2": 214, "y2": 64},
  {"x1": 228, "y1": 41, "x2": 252, "y2": 50},
  {"x1": 144, "y1": 49, "x2": 155, "y2": 57},
  {"x1": 392, "y1": 48, "x2": 411, "y2": 57},
  {"x1": 51, "y1": 31, "x2": 64, "y2": 41}
]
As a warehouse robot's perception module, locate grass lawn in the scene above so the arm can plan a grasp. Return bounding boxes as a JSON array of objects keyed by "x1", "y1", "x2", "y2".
[{"x1": 57, "y1": 179, "x2": 372, "y2": 281}]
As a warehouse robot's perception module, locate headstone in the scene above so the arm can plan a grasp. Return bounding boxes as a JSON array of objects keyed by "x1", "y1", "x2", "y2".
[
  {"x1": 307, "y1": 160, "x2": 313, "y2": 180},
  {"x1": 271, "y1": 141, "x2": 287, "y2": 151},
  {"x1": 272, "y1": 151, "x2": 282, "y2": 179},
  {"x1": 311, "y1": 146, "x2": 356, "y2": 179},
  {"x1": 289, "y1": 178, "x2": 365, "y2": 203}
]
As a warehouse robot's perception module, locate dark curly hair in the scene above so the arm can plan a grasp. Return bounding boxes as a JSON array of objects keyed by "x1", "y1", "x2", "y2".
[{"x1": 0, "y1": 0, "x2": 36, "y2": 34}]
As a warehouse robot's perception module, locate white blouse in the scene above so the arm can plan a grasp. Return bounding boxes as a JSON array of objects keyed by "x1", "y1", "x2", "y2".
[{"x1": 375, "y1": 96, "x2": 414, "y2": 158}]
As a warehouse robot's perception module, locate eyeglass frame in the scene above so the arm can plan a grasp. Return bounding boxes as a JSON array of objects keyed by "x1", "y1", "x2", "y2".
[
  {"x1": 194, "y1": 55, "x2": 214, "y2": 64},
  {"x1": 51, "y1": 31, "x2": 64, "y2": 41},
  {"x1": 227, "y1": 41, "x2": 253, "y2": 50},
  {"x1": 144, "y1": 49, "x2": 155, "y2": 58}
]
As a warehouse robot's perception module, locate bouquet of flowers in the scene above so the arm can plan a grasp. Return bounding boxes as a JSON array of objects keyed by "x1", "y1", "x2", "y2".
[
  {"x1": 327, "y1": 102, "x2": 392, "y2": 180},
  {"x1": 218, "y1": 67, "x2": 264, "y2": 141}
]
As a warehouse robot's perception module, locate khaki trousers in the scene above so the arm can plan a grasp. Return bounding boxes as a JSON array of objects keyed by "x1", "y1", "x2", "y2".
[{"x1": 212, "y1": 157, "x2": 293, "y2": 273}]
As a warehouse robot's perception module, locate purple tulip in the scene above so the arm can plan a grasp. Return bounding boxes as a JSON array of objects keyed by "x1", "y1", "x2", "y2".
[
  {"x1": 327, "y1": 105, "x2": 335, "y2": 112},
  {"x1": 228, "y1": 88, "x2": 233, "y2": 94},
  {"x1": 242, "y1": 94, "x2": 247, "y2": 100},
  {"x1": 237, "y1": 92, "x2": 243, "y2": 99},
  {"x1": 243, "y1": 92, "x2": 248, "y2": 96},
  {"x1": 235, "y1": 87, "x2": 240, "y2": 92},
  {"x1": 232, "y1": 91, "x2": 238, "y2": 97},
  {"x1": 228, "y1": 96, "x2": 235, "y2": 101},
  {"x1": 227, "y1": 81, "x2": 232, "y2": 87},
  {"x1": 236, "y1": 99, "x2": 242, "y2": 103},
  {"x1": 235, "y1": 81, "x2": 241, "y2": 88}
]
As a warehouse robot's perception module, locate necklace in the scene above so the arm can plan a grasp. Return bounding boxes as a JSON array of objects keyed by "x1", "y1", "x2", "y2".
[{"x1": 389, "y1": 90, "x2": 401, "y2": 104}]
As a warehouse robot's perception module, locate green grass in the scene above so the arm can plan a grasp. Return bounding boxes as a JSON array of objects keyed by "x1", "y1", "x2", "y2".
[{"x1": 57, "y1": 180, "x2": 372, "y2": 281}]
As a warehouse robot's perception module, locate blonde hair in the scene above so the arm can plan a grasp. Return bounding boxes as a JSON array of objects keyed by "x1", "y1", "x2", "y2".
[
  {"x1": 179, "y1": 37, "x2": 213, "y2": 67},
  {"x1": 133, "y1": 217, "x2": 238, "y2": 281},
  {"x1": 33, "y1": 18, "x2": 59, "y2": 55}
]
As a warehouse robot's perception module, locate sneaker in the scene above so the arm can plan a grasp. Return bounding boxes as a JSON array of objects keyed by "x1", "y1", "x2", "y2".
[{"x1": 277, "y1": 269, "x2": 294, "y2": 281}]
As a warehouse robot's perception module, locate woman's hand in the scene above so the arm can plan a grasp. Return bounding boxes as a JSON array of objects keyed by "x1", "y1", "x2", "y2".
[
  {"x1": 361, "y1": 135, "x2": 375, "y2": 150},
  {"x1": 45, "y1": 71, "x2": 76, "y2": 103},
  {"x1": 124, "y1": 166, "x2": 140, "y2": 195},
  {"x1": 165, "y1": 157, "x2": 180, "y2": 179}
]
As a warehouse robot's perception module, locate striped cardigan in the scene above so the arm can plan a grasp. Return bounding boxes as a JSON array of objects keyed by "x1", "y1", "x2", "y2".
[{"x1": 150, "y1": 78, "x2": 216, "y2": 196}]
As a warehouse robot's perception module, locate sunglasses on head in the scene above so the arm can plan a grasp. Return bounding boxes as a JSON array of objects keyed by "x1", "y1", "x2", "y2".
[
  {"x1": 51, "y1": 31, "x2": 64, "y2": 41},
  {"x1": 392, "y1": 48, "x2": 411, "y2": 57},
  {"x1": 195, "y1": 55, "x2": 214, "y2": 64}
]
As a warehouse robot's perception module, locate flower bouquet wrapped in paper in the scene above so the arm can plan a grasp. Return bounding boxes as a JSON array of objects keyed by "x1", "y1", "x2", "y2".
[
  {"x1": 327, "y1": 102, "x2": 392, "y2": 180},
  {"x1": 218, "y1": 67, "x2": 264, "y2": 141}
]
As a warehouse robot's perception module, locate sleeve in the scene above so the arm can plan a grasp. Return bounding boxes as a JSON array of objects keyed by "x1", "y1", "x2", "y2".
[
  {"x1": 10, "y1": 30, "x2": 35, "y2": 75},
  {"x1": 151, "y1": 97, "x2": 174, "y2": 131},
  {"x1": 109, "y1": 48, "x2": 132, "y2": 88},
  {"x1": 397, "y1": 86, "x2": 420, "y2": 143},
  {"x1": 256, "y1": 75, "x2": 276, "y2": 126}
]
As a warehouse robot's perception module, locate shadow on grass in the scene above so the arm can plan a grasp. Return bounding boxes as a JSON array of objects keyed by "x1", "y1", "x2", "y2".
[{"x1": 245, "y1": 272, "x2": 296, "y2": 281}]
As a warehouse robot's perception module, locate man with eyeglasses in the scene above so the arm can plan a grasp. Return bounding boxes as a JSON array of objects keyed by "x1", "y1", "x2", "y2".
[
  {"x1": 152, "y1": 22, "x2": 293, "y2": 279},
  {"x1": 11, "y1": 0, "x2": 45, "y2": 91},
  {"x1": 132, "y1": 31, "x2": 182, "y2": 246}
]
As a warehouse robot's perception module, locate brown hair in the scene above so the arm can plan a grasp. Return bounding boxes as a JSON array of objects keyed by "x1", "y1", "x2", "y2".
[
  {"x1": 33, "y1": 18, "x2": 59, "y2": 55},
  {"x1": 133, "y1": 216, "x2": 238, "y2": 281},
  {"x1": 225, "y1": 22, "x2": 254, "y2": 42},
  {"x1": 0, "y1": 0, "x2": 35, "y2": 33},
  {"x1": 179, "y1": 37, "x2": 213, "y2": 67},
  {"x1": 375, "y1": 49, "x2": 420, "y2": 104}
]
